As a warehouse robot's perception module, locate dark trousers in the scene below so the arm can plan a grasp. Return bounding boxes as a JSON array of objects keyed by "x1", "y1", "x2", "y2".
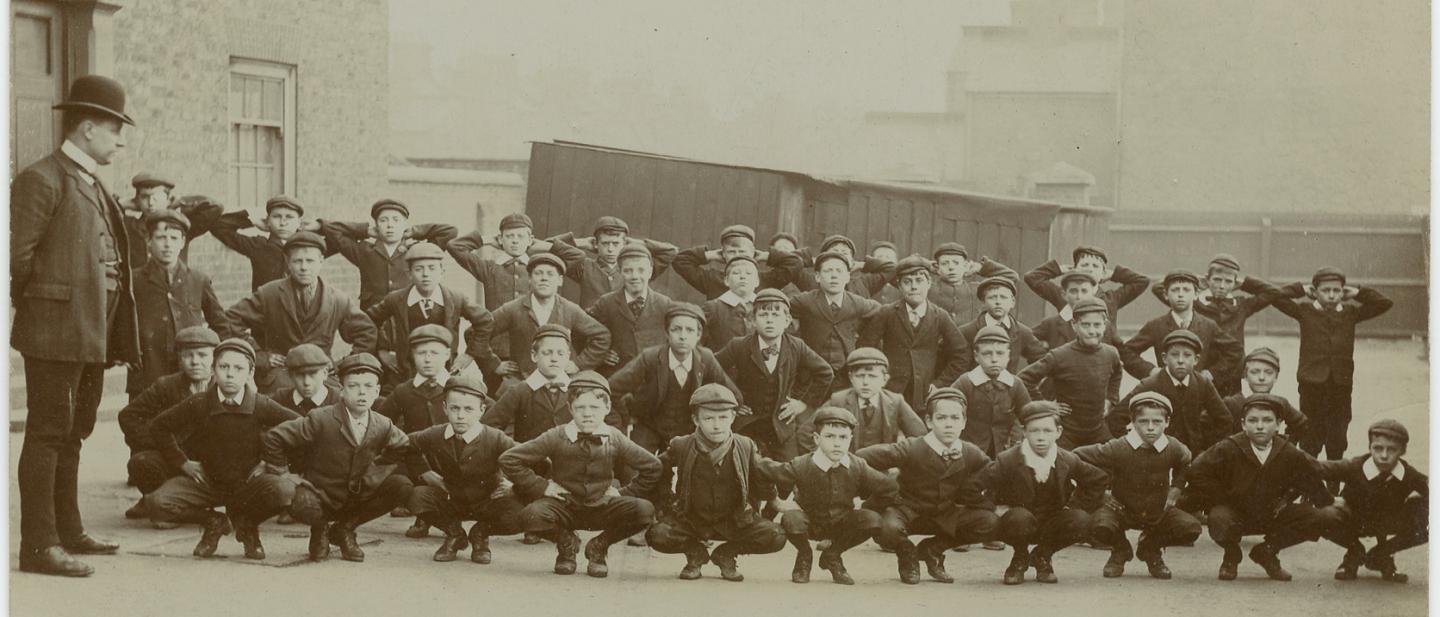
[
  {"x1": 997, "y1": 506, "x2": 1092, "y2": 552},
  {"x1": 1057, "y1": 423, "x2": 1111, "y2": 450},
  {"x1": 518, "y1": 496, "x2": 655, "y2": 539},
  {"x1": 781, "y1": 508, "x2": 882, "y2": 556},
  {"x1": 290, "y1": 475, "x2": 414, "y2": 526},
  {"x1": 1321, "y1": 497, "x2": 1428, "y2": 557},
  {"x1": 145, "y1": 474, "x2": 295, "y2": 524},
  {"x1": 876, "y1": 504, "x2": 999, "y2": 550},
  {"x1": 648, "y1": 514, "x2": 786, "y2": 556},
  {"x1": 18, "y1": 356, "x2": 105, "y2": 552},
  {"x1": 1089, "y1": 503, "x2": 1202, "y2": 550},
  {"x1": 127, "y1": 450, "x2": 177, "y2": 494},
  {"x1": 1206, "y1": 502, "x2": 1337, "y2": 550},
  {"x1": 409, "y1": 486, "x2": 524, "y2": 536},
  {"x1": 1298, "y1": 379, "x2": 1353, "y2": 460}
]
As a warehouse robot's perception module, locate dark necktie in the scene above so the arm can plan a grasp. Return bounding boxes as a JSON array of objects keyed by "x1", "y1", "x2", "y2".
[
  {"x1": 829, "y1": 299, "x2": 842, "y2": 313},
  {"x1": 861, "y1": 401, "x2": 874, "y2": 421},
  {"x1": 629, "y1": 297, "x2": 644, "y2": 316},
  {"x1": 299, "y1": 399, "x2": 318, "y2": 413},
  {"x1": 419, "y1": 298, "x2": 435, "y2": 319}
]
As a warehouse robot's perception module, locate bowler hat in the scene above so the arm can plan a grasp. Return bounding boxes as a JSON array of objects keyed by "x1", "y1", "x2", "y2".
[{"x1": 54, "y1": 75, "x2": 134, "y2": 125}]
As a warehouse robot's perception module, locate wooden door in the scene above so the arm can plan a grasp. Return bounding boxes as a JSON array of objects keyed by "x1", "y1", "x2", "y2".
[{"x1": 10, "y1": 0, "x2": 64, "y2": 174}]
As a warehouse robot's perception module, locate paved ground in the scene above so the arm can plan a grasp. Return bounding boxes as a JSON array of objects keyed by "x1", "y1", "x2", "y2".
[{"x1": 6, "y1": 337, "x2": 1430, "y2": 617}]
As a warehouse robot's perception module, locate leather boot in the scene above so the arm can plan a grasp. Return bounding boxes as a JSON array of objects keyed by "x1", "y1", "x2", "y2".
[
  {"x1": 1003, "y1": 546, "x2": 1029, "y2": 585},
  {"x1": 193, "y1": 511, "x2": 232, "y2": 558},
  {"x1": 1031, "y1": 546, "x2": 1058, "y2": 584},
  {"x1": 308, "y1": 522, "x2": 331, "y2": 561},
  {"x1": 551, "y1": 530, "x2": 581, "y2": 575},
  {"x1": 680, "y1": 543, "x2": 709, "y2": 580},
  {"x1": 1102, "y1": 537, "x2": 1133, "y2": 578},
  {"x1": 1135, "y1": 537, "x2": 1170, "y2": 580},
  {"x1": 1365, "y1": 550, "x2": 1408, "y2": 583},
  {"x1": 818, "y1": 549, "x2": 854, "y2": 585},
  {"x1": 18, "y1": 547, "x2": 93, "y2": 577},
  {"x1": 405, "y1": 517, "x2": 432, "y2": 539},
  {"x1": 1249, "y1": 541, "x2": 1292, "y2": 581},
  {"x1": 710, "y1": 543, "x2": 744, "y2": 582},
  {"x1": 789, "y1": 538, "x2": 813, "y2": 584},
  {"x1": 468, "y1": 523, "x2": 492, "y2": 564},
  {"x1": 916, "y1": 537, "x2": 954, "y2": 583},
  {"x1": 895, "y1": 541, "x2": 921, "y2": 585},
  {"x1": 1334, "y1": 546, "x2": 1365, "y2": 580},
  {"x1": 433, "y1": 523, "x2": 470, "y2": 562},
  {"x1": 1218, "y1": 542, "x2": 1241, "y2": 581},
  {"x1": 584, "y1": 534, "x2": 612, "y2": 578},
  {"x1": 233, "y1": 516, "x2": 266, "y2": 560},
  {"x1": 125, "y1": 500, "x2": 148, "y2": 520},
  {"x1": 332, "y1": 520, "x2": 365, "y2": 562}
]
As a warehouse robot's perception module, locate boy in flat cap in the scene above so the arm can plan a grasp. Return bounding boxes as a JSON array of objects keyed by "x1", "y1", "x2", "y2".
[
  {"x1": 272, "y1": 344, "x2": 340, "y2": 416},
  {"x1": 806, "y1": 347, "x2": 925, "y2": 453},
  {"x1": 700, "y1": 255, "x2": 762, "y2": 350},
  {"x1": 143, "y1": 339, "x2": 300, "y2": 559},
  {"x1": 1112, "y1": 330, "x2": 1232, "y2": 453},
  {"x1": 951, "y1": 325, "x2": 1029, "y2": 459},
  {"x1": 500, "y1": 372, "x2": 661, "y2": 578},
  {"x1": 482, "y1": 325, "x2": 581, "y2": 444},
  {"x1": 1075, "y1": 392, "x2": 1201, "y2": 580},
  {"x1": 1181, "y1": 393, "x2": 1336, "y2": 581},
  {"x1": 1149, "y1": 254, "x2": 1285, "y2": 396},
  {"x1": 857, "y1": 388, "x2": 1000, "y2": 584},
  {"x1": 1221, "y1": 347, "x2": 1308, "y2": 440},
  {"x1": 957, "y1": 277, "x2": 1046, "y2": 375},
  {"x1": 481, "y1": 253, "x2": 611, "y2": 390},
  {"x1": 1124, "y1": 269, "x2": 1243, "y2": 383},
  {"x1": 868, "y1": 241, "x2": 903, "y2": 304},
  {"x1": 128, "y1": 210, "x2": 231, "y2": 398},
  {"x1": 212, "y1": 195, "x2": 333, "y2": 292},
  {"x1": 318, "y1": 199, "x2": 459, "y2": 311},
  {"x1": 1029, "y1": 271, "x2": 1148, "y2": 374},
  {"x1": 984, "y1": 401, "x2": 1109, "y2": 585},
  {"x1": 549, "y1": 216, "x2": 679, "y2": 309},
  {"x1": 446, "y1": 212, "x2": 585, "y2": 311},
  {"x1": 927, "y1": 243, "x2": 1019, "y2": 324},
  {"x1": 118, "y1": 326, "x2": 220, "y2": 521},
  {"x1": 224, "y1": 231, "x2": 377, "y2": 394},
  {"x1": 120, "y1": 175, "x2": 222, "y2": 267},
  {"x1": 365, "y1": 241, "x2": 494, "y2": 383},
  {"x1": 858, "y1": 255, "x2": 967, "y2": 410},
  {"x1": 262, "y1": 353, "x2": 416, "y2": 562},
  {"x1": 1018, "y1": 297, "x2": 1124, "y2": 449},
  {"x1": 673, "y1": 224, "x2": 803, "y2": 300},
  {"x1": 789, "y1": 234, "x2": 898, "y2": 299},
  {"x1": 1273, "y1": 267, "x2": 1393, "y2": 462},
  {"x1": 586, "y1": 242, "x2": 678, "y2": 377},
  {"x1": 761, "y1": 407, "x2": 897, "y2": 585},
  {"x1": 788, "y1": 250, "x2": 885, "y2": 390},
  {"x1": 407, "y1": 375, "x2": 524, "y2": 564},
  {"x1": 1024, "y1": 245, "x2": 1150, "y2": 323},
  {"x1": 646, "y1": 384, "x2": 786, "y2": 582},
  {"x1": 716, "y1": 290, "x2": 834, "y2": 459},
  {"x1": 1320, "y1": 419, "x2": 1427, "y2": 583}
]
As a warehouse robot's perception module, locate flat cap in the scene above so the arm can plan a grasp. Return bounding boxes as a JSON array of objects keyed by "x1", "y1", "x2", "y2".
[
  {"x1": 593, "y1": 216, "x2": 629, "y2": 235},
  {"x1": 870, "y1": 240, "x2": 897, "y2": 253},
  {"x1": 811, "y1": 406, "x2": 858, "y2": 429},
  {"x1": 409, "y1": 324, "x2": 454, "y2": 349},
  {"x1": 689, "y1": 383, "x2": 739, "y2": 410},
  {"x1": 131, "y1": 172, "x2": 174, "y2": 190},
  {"x1": 1368, "y1": 419, "x2": 1409, "y2": 446},
  {"x1": 1162, "y1": 269, "x2": 1201, "y2": 289},
  {"x1": 1128, "y1": 391, "x2": 1173, "y2": 416},
  {"x1": 526, "y1": 252, "x2": 566, "y2": 276},
  {"x1": 1241, "y1": 393, "x2": 1288, "y2": 415},
  {"x1": 336, "y1": 353, "x2": 383, "y2": 378},
  {"x1": 144, "y1": 209, "x2": 191, "y2": 234},
  {"x1": 617, "y1": 242, "x2": 653, "y2": 263},
  {"x1": 284, "y1": 343, "x2": 331, "y2": 371},
  {"x1": 973, "y1": 324, "x2": 1010, "y2": 347},
  {"x1": 444, "y1": 374, "x2": 488, "y2": 399},
  {"x1": 768, "y1": 232, "x2": 798, "y2": 248},
  {"x1": 174, "y1": 326, "x2": 220, "y2": 350},
  {"x1": 1162, "y1": 329, "x2": 1204, "y2": 353},
  {"x1": 845, "y1": 347, "x2": 889, "y2": 370},
  {"x1": 534, "y1": 324, "x2": 572, "y2": 343},
  {"x1": 499, "y1": 213, "x2": 533, "y2": 230},
  {"x1": 370, "y1": 199, "x2": 409, "y2": 219},
  {"x1": 1312, "y1": 266, "x2": 1347, "y2": 287},
  {"x1": 975, "y1": 276, "x2": 1016, "y2": 300},
  {"x1": 894, "y1": 255, "x2": 934, "y2": 281},
  {"x1": 214, "y1": 338, "x2": 256, "y2": 363},
  {"x1": 812, "y1": 250, "x2": 853, "y2": 271},
  {"x1": 1072, "y1": 246, "x2": 1108, "y2": 264},
  {"x1": 404, "y1": 241, "x2": 446, "y2": 263},
  {"x1": 1017, "y1": 401, "x2": 1065, "y2": 425},
  {"x1": 1209, "y1": 253, "x2": 1241, "y2": 273},
  {"x1": 925, "y1": 387, "x2": 968, "y2": 410},
  {"x1": 567, "y1": 370, "x2": 611, "y2": 396},
  {"x1": 719, "y1": 224, "x2": 756, "y2": 243},
  {"x1": 1243, "y1": 347, "x2": 1281, "y2": 371},
  {"x1": 932, "y1": 242, "x2": 969, "y2": 260},
  {"x1": 665, "y1": 303, "x2": 707, "y2": 328},
  {"x1": 1059, "y1": 270, "x2": 1098, "y2": 288},
  {"x1": 723, "y1": 255, "x2": 758, "y2": 274},
  {"x1": 820, "y1": 234, "x2": 855, "y2": 254},
  {"x1": 284, "y1": 231, "x2": 327, "y2": 253},
  {"x1": 1071, "y1": 296, "x2": 1109, "y2": 318},
  {"x1": 752, "y1": 288, "x2": 790, "y2": 310},
  {"x1": 265, "y1": 195, "x2": 304, "y2": 216}
]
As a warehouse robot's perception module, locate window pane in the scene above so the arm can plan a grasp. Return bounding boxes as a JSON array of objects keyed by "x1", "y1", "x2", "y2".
[
  {"x1": 237, "y1": 165, "x2": 256, "y2": 211},
  {"x1": 245, "y1": 78, "x2": 261, "y2": 119},
  {"x1": 229, "y1": 76, "x2": 245, "y2": 120},
  {"x1": 236, "y1": 125, "x2": 255, "y2": 162},
  {"x1": 263, "y1": 80, "x2": 283, "y2": 122},
  {"x1": 13, "y1": 16, "x2": 51, "y2": 76},
  {"x1": 257, "y1": 127, "x2": 272, "y2": 164}
]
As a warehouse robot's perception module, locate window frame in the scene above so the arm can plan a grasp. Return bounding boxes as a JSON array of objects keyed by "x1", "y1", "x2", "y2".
[{"x1": 227, "y1": 57, "x2": 297, "y2": 211}]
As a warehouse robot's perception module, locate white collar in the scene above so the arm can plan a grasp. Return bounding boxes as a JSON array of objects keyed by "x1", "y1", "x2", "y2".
[
  {"x1": 563, "y1": 421, "x2": 609, "y2": 443},
  {"x1": 624, "y1": 287, "x2": 648, "y2": 304},
  {"x1": 1363, "y1": 458, "x2": 1405, "y2": 481},
  {"x1": 443, "y1": 423, "x2": 486, "y2": 444},
  {"x1": 407, "y1": 286, "x2": 444, "y2": 306},
  {"x1": 758, "y1": 336, "x2": 783, "y2": 353},
  {"x1": 906, "y1": 301, "x2": 928, "y2": 318},
  {"x1": 1313, "y1": 300, "x2": 1344, "y2": 313},
  {"x1": 293, "y1": 388, "x2": 328, "y2": 407},
  {"x1": 506, "y1": 253, "x2": 530, "y2": 266},
  {"x1": 216, "y1": 389, "x2": 244, "y2": 406},
  {"x1": 811, "y1": 450, "x2": 853, "y2": 471},
  {"x1": 525, "y1": 370, "x2": 569, "y2": 391},
  {"x1": 1170, "y1": 310, "x2": 1193, "y2": 327},
  {"x1": 1167, "y1": 369, "x2": 1191, "y2": 388},
  {"x1": 1251, "y1": 442, "x2": 1272, "y2": 463},
  {"x1": 823, "y1": 291, "x2": 846, "y2": 307},
  {"x1": 668, "y1": 350, "x2": 693, "y2": 373},
  {"x1": 413, "y1": 372, "x2": 451, "y2": 388},
  {"x1": 1124, "y1": 430, "x2": 1170, "y2": 452},
  {"x1": 61, "y1": 140, "x2": 100, "y2": 176},
  {"x1": 983, "y1": 313, "x2": 1014, "y2": 329},
  {"x1": 1059, "y1": 304, "x2": 1075, "y2": 321},
  {"x1": 923, "y1": 433, "x2": 964, "y2": 456},
  {"x1": 719, "y1": 290, "x2": 753, "y2": 307},
  {"x1": 965, "y1": 365, "x2": 1015, "y2": 387},
  {"x1": 1021, "y1": 440, "x2": 1058, "y2": 479}
]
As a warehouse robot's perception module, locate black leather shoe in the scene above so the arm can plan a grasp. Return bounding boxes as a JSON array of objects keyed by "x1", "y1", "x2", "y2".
[
  {"x1": 308, "y1": 523, "x2": 331, "y2": 561},
  {"x1": 1249, "y1": 543, "x2": 1292, "y2": 581},
  {"x1": 233, "y1": 519, "x2": 266, "y2": 560},
  {"x1": 1031, "y1": 550, "x2": 1058, "y2": 584},
  {"x1": 896, "y1": 544, "x2": 921, "y2": 585},
  {"x1": 124, "y1": 501, "x2": 148, "y2": 520},
  {"x1": 818, "y1": 551, "x2": 854, "y2": 585},
  {"x1": 553, "y1": 531, "x2": 580, "y2": 575},
  {"x1": 584, "y1": 535, "x2": 611, "y2": 578},
  {"x1": 62, "y1": 534, "x2": 119, "y2": 555},
  {"x1": 19, "y1": 547, "x2": 93, "y2": 577},
  {"x1": 917, "y1": 538, "x2": 954, "y2": 583},
  {"x1": 405, "y1": 518, "x2": 431, "y2": 539},
  {"x1": 333, "y1": 522, "x2": 365, "y2": 562},
  {"x1": 193, "y1": 512, "x2": 232, "y2": 558},
  {"x1": 468, "y1": 524, "x2": 492, "y2": 564},
  {"x1": 1003, "y1": 547, "x2": 1029, "y2": 585}
]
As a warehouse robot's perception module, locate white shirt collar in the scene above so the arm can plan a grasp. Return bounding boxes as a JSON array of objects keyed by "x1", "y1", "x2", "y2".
[
  {"x1": 811, "y1": 450, "x2": 852, "y2": 471},
  {"x1": 983, "y1": 313, "x2": 1014, "y2": 329},
  {"x1": 758, "y1": 336, "x2": 783, "y2": 353},
  {"x1": 823, "y1": 291, "x2": 846, "y2": 307},
  {"x1": 668, "y1": 350, "x2": 693, "y2": 373},
  {"x1": 293, "y1": 388, "x2": 328, "y2": 407},
  {"x1": 1313, "y1": 300, "x2": 1344, "y2": 313},
  {"x1": 443, "y1": 423, "x2": 486, "y2": 444},
  {"x1": 1124, "y1": 430, "x2": 1170, "y2": 452},
  {"x1": 1170, "y1": 310, "x2": 1193, "y2": 328},
  {"x1": 718, "y1": 290, "x2": 753, "y2": 307},
  {"x1": 61, "y1": 140, "x2": 100, "y2": 177},
  {"x1": 344, "y1": 406, "x2": 370, "y2": 437},
  {"x1": 1167, "y1": 369, "x2": 1191, "y2": 388},
  {"x1": 216, "y1": 389, "x2": 244, "y2": 406},
  {"x1": 906, "y1": 301, "x2": 928, "y2": 319},
  {"x1": 624, "y1": 287, "x2": 648, "y2": 304},
  {"x1": 1251, "y1": 442, "x2": 1272, "y2": 464},
  {"x1": 407, "y1": 286, "x2": 444, "y2": 306},
  {"x1": 525, "y1": 370, "x2": 569, "y2": 391},
  {"x1": 1362, "y1": 458, "x2": 1405, "y2": 481},
  {"x1": 507, "y1": 253, "x2": 531, "y2": 266},
  {"x1": 562, "y1": 421, "x2": 610, "y2": 443},
  {"x1": 1059, "y1": 304, "x2": 1075, "y2": 321},
  {"x1": 1021, "y1": 439, "x2": 1058, "y2": 482},
  {"x1": 413, "y1": 372, "x2": 451, "y2": 388},
  {"x1": 923, "y1": 433, "x2": 964, "y2": 457},
  {"x1": 965, "y1": 365, "x2": 1016, "y2": 387}
]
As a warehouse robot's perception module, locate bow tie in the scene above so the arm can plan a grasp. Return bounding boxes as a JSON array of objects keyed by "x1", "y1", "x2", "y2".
[
  {"x1": 578, "y1": 433, "x2": 605, "y2": 446},
  {"x1": 628, "y1": 298, "x2": 645, "y2": 315},
  {"x1": 761, "y1": 346, "x2": 779, "y2": 359},
  {"x1": 545, "y1": 383, "x2": 565, "y2": 394},
  {"x1": 940, "y1": 448, "x2": 964, "y2": 461}
]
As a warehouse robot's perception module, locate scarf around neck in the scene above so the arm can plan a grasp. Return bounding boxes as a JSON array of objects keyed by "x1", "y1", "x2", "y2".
[{"x1": 692, "y1": 430, "x2": 736, "y2": 467}]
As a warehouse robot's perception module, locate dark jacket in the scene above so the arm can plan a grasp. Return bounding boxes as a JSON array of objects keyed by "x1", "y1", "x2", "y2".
[
  {"x1": 364, "y1": 284, "x2": 494, "y2": 376},
  {"x1": 656, "y1": 434, "x2": 775, "y2": 525},
  {"x1": 119, "y1": 197, "x2": 222, "y2": 267},
  {"x1": 1272, "y1": 284, "x2": 1393, "y2": 385},
  {"x1": 715, "y1": 333, "x2": 835, "y2": 454},
  {"x1": 262, "y1": 404, "x2": 413, "y2": 508},
  {"x1": 927, "y1": 258, "x2": 1019, "y2": 325},
  {"x1": 407, "y1": 424, "x2": 517, "y2": 504},
  {"x1": 224, "y1": 277, "x2": 377, "y2": 387},
  {"x1": 857, "y1": 301, "x2": 966, "y2": 408},
  {"x1": 789, "y1": 253, "x2": 897, "y2": 299},
  {"x1": 1149, "y1": 276, "x2": 1286, "y2": 354},
  {"x1": 1074, "y1": 435, "x2": 1191, "y2": 524},
  {"x1": 757, "y1": 451, "x2": 898, "y2": 521},
  {"x1": 499, "y1": 425, "x2": 661, "y2": 507},
  {"x1": 798, "y1": 388, "x2": 926, "y2": 453},
  {"x1": 950, "y1": 367, "x2": 1030, "y2": 455},
  {"x1": 1112, "y1": 371, "x2": 1232, "y2": 453},
  {"x1": 671, "y1": 246, "x2": 802, "y2": 300},
  {"x1": 1017, "y1": 341, "x2": 1123, "y2": 436},
  {"x1": 606, "y1": 345, "x2": 740, "y2": 444},
  {"x1": 149, "y1": 386, "x2": 300, "y2": 491},
  {"x1": 484, "y1": 293, "x2": 611, "y2": 373},
  {"x1": 955, "y1": 313, "x2": 1047, "y2": 375},
  {"x1": 586, "y1": 287, "x2": 677, "y2": 373},
  {"x1": 1122, "y1": 312, "x2": 1243, "y2": 380},
  {"x1": 982, "y1": 444, "x2": 1109, "y2": 512},
  {"x1": 857, "y1": 437, "x2": 995, "y2": 514},
  {"x1": 700, "y1": 295, "x2": 756, "y2": 350},
  {"x1": 273, "y1": 386, "x2": 341, "y2": 416},
  {"x1": 445, "y1": 231, "x2": 587, "y2": 311},
  {"x1": 1221, "y1": 391, "x2": 1308, "y2": 439},
  {"x1": 1181, "y1": 433, "x2": 1332, "y2": 519},
  {"x1": 210, "y1": 211, "x2": 339, "y2": 291},
  {"x1": 787, "y1": 289, "x2": 884, "y2": 376},
  {"x1": 129, "y1": 259, "x2": 229, "y2": 394},
  {"x1": 118, "y1": 372, "x2": 208, "y2": 453},
  {"x1": 1318, "y1": 455, "x2": 1428, "y2": 519},
  {"x1": 549, "y1": 233, "x2": 679, "y2": 309},
  {"x1": 482, "y1": 378, "x2": 575, "y2": 443},
  {"x1": 379, "y1": 377, "x2": 488, "y2": 433},
  {"x1": 320, "y1": 220, "x2": 459, "y2": 309},
  {"x1": 1024, "y1": 259, "x2": 1150, "y2": 322}
]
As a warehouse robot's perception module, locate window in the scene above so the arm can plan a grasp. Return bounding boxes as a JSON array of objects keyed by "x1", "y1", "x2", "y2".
[{"x1": 228, "y1": 58, "x2": 295, "y2": 212}]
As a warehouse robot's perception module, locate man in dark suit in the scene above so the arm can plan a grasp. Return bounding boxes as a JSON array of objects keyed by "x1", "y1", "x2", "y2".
[
  {"x1": 857, "y1": 256, "x2": 966, "y2": 410},
  {"x1": 11, "y1": 75, "x2": 140, "y2": 576}
]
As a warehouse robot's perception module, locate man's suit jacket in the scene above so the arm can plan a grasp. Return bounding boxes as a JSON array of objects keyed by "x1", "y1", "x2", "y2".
[
  {"x1": 11, "y1": 151, "x2": 140, "y2": 364},
  {"x1": 1123, "y1": 312, "x2": 1242, "y2": 380},
  {"x1": 857, "y1": 302, "x2": 966, "y2": 408},
  {"x1": 130, "y1": 259, "x2": 229, "y2": 393},
  {"x1": 982, "y1": 444, "x2": 1109, "y2": 512},
  {"x1": 549, "y1": 233, "x2": 679, "y2": 309},
  {"x1": 788, "y1": 289, "x2": 883, "y2": 376},
  {"x1": 1272, "y1": 284, "x2": 1394, "y2": 386},
  {"x1": 408, "y1": 424, "x2": 517, "y2": 504},
  {"x1": 856, "y1": 437, "x2": 994, "y2": 514},
  {"x1": 796, "y1": 388, "x2": 926, "y2": 453},
  {"x1": 117, "y1": 372, "x2": 206, "y2": 453},
  {"x1": 223, "y1": 276, "x2": 377, "y2": 384},
  {"x1": 365, "y1": 284, "x2": 494, "y2": 377}
]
